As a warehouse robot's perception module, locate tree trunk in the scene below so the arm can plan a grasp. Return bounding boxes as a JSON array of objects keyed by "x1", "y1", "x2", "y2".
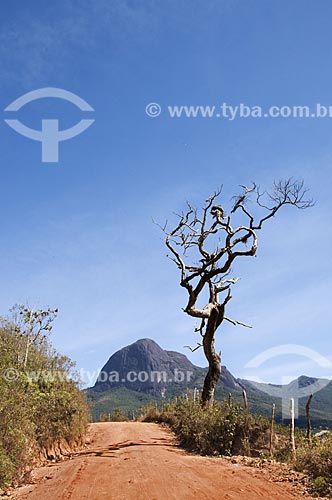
[{"x1": 201, "y1": 308, "x2": 221, "y2": 406}]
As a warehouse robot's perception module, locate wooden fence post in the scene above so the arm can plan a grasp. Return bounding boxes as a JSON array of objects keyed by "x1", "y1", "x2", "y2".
[
  {"x1": 306, "y1": 394, "x2": 313, "y2": 443},
  {"x1": 290, "y1": 398, "x2": 296, "y2": 457},
  {"x1": 242, "y1": 390, "x2": 248, "y2": 411},
  {"x1": 269, "y1": 403, "x2": 276, "y2": 456}
]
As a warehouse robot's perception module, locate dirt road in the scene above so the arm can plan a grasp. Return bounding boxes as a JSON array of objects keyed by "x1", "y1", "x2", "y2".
[{"x1": 11, "y1": 422, "x2": 311, "y2": 500}]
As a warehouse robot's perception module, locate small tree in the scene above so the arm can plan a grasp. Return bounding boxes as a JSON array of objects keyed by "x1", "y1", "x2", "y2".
[
  {"x1": 162, "y1": 180, "x2": 313, "y2": 406},
  {"x1": 10, "y1": 305, "x2": 58, "y2": 368}
]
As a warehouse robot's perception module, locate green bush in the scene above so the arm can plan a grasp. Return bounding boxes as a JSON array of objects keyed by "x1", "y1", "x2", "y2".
[
  {"x1": 99, "y1": 409, "x2": 129, "y2": 422},
  {"x1": 140, "y1": 405, "x2": 162, "y2": 422},
  {"x1": 0, "y1": 307, "x2": 89, "y2": 490},
  {"x1": 312, "y1": 476, "x2": 332, "y2": 497},
  {"x1": 295, "y1": 436, "x2": 332, "y2": 497},
  {"x1": 160, "y1": 398, "x2": 270, "y2": 456}
]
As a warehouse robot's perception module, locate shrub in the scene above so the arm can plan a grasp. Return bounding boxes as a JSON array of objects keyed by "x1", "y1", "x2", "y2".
[
  {"x1": 295, "y1": 436, "x2": 332, "y2": 497},
  {"x1": 140, "y1": 405, "x2": 162, "y2": 422},
  {"x1": 160, "y1": 398, "x2": 270, "y2": 456},
  {"x1": 312, "y1": 476, "x2": 332, "y2": 497},
  {"x1": 0, "y1": 307, "x2": 89, "y2": 490},
  {"x1": 99, "y1": 409, "x2": 129, "y2": 422}
]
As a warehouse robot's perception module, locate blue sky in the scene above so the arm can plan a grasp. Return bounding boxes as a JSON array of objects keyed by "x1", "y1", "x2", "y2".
[{"x1": 0, "y1": 0, "x2": 332, "y2": 386}]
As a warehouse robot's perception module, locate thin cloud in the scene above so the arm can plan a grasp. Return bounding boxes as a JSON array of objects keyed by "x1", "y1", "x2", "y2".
[{"x1": 0, "y1": 1, "x2": 158, "y2": 84}]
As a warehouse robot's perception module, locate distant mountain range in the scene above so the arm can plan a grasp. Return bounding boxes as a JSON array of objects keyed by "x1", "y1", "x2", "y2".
[{"x1": 86, "y1": 338, "x2": 332, "y2": 428}]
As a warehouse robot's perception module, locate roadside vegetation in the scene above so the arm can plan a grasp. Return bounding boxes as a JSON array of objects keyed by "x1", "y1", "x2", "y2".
[
  {"x1": 0, "y1": 306, "x2": 89, "y2": 490},
  {"x1": 294, "y1": 435, "x2": 332, "y2": 497},
  {"x1": 99, "y1": 409, "x2": 129, "y2": 422},
  {"x1": 142, "y1": 398, "x2": 282, "y2": 456},
  {"x1": 141, "y1": 397, "x2": 332, "y2": 497}
]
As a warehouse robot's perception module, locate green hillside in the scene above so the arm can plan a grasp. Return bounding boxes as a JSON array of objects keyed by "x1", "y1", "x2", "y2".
[{"x1": 87, "y1": 339, "x2": 332, "y2": 428}]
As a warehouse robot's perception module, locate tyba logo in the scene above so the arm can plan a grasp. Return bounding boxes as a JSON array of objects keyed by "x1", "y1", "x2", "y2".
[{"x1": 4, "y1": 88, "x2": 95, "y2": 163}]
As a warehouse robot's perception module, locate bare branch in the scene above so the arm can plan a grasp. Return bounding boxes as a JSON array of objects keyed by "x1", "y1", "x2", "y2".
[
  {"x1": 160, "y1": 180, "x2": 313, "y2": 406},
  {"x1": 231, "y1": 182, "x2": 257, "y2": 214},
  {"x1": 252, "y1": 179, "x2": 314, "y2": 230},
  {"x1": 194, "y1": 318, "x2": 206, "y2": 337},
  {"x1": 224, "y1": 317, "x2": 253, "y2": 328},
  {"x1": 184, "y1": 343, "x2": 203, "y2": 352}
]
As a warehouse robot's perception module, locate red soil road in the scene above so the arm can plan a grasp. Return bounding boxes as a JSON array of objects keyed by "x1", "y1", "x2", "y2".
[{"x1": 12, "y1": 422, "x2": 309, "y2": 500}]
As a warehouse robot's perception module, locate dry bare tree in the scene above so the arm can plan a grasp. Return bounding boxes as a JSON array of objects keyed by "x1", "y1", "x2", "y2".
[{"x1": 161, "y1": 179, "x2": 313, "y2": 406}]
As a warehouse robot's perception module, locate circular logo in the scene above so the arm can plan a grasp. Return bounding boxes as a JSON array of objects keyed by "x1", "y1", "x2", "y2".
[
  {"x1": 3, "y1": 368, "x2": 19, "y2": 382},
  {"x1": 145, "y1": 102, "x2": 162, "y2": 117}
]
